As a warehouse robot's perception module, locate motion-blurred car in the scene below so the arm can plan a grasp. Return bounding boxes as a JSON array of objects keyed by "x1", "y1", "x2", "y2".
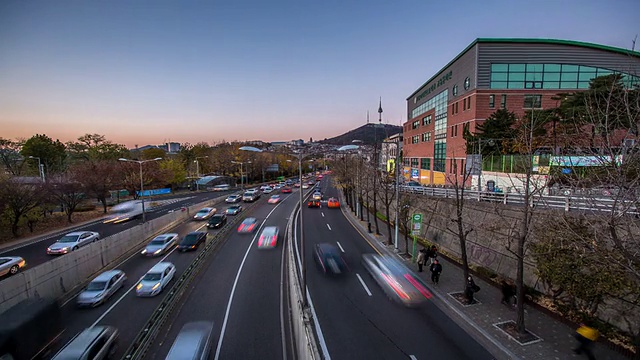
[
  {"x1": 0, "y1": 256, "x2": 26, "y2": 277},
  {"x1": 263, "y1": 186, "x2": 274, "y2": 194},
  {"x1": 314, "y1": 243, "x2": 348, "y2": 275},
  {"x1": 225, "y1": 205, "x2": 243, "y2": 215},
  {"x1": 268, "y1": 195, "x2": 282, "y2": 204},
  {"x1": 257, "y1": 226, "x2": 279, "y2": 249},
  {"x1": 193, "y1": 207, "x2": 216, "y2": 220},
  {"x1": 327, "y1": 198, "x2": 340, "y2": 209},
  {"x1": 281, "y1": 187, "x2": 292, "y2": 193},
  {"x1": 225, "y1": 194, "x2": 242, "y2": 203},
  {"x1": 178, "y1": 232, "x2": 207, "y2": 251},
  {"x1": 312, "y1": 192, "x2": 322, "y2": 200},
  {"x1": 47, "y1": 231, "x2": 100, "y2": 255},
  {"x1": 136, "y1": 262, "x2": 175, "y2": 297},
  {"x1": 207, "y1": 214, "x2": 227, "y2": 229},
  {"x1": 77, "y1": 270, "x2": 126, "y2": 307},
  {"x1": 362, "y1": 254, "x2": 432, "y2": 307},
  {"x1": 237, "y1": 217, "x2": 258, "y2": 233},
  {"x1": 141, "y1": 233, "x2": 179, "y2": 256},
  {"x1": 302, "y1": 184, "x2": 309, "y2": 189},
  {"x1": 307, "y1": 199, "x2": 321, "y2": 208},
  {"x1": 52, "y1": 326, "x2": 118, "y2": 360},
  {"x1": 294, "y1": 182, "x2": 301, "y2": 188},
  {"x1": 212, "y1": 184, "x2": 231, "y2": 191},
  {"x1": 165, "y1": 321, "x2": 214, "y2": 360}
]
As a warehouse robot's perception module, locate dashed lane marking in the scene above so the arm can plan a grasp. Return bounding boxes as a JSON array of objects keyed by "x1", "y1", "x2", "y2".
[
  {"x1": 336, "y1": 242, "x2": 345, "y2": 253},
  {"x1": 356, "y1": 273, "x2": 372, "y2": 296},
  {"x1": 326, "y1": 224, "x2": 332, "y2": 231}
]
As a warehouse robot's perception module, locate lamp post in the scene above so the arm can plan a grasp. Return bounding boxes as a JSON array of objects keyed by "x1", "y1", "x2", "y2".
[
  {"x1": 231, "y1": 160, "x2": 251, "y2": 190},
  {"x1": 118, "y1": 157, "x2": 163, "y2": 223},
  {"x1": 195, "y1": 156, "x2": 209, "y2": 191},
  {"x1": 28, "y1": 156, "x2": 45, "y2": 182}
]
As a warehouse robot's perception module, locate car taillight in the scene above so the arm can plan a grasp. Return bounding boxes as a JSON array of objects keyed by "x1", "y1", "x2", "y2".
[
  {"x1": 258, "y1": 236, "x2": 264, "y2": 246},
  {"x1": 238, "y1": 225, "x2": 244, "y2": 231},
  {"x1": 270, "y1": 237, "x2": 276, "y2": 246},
  {"x1": 404, "y1": 274, "x2": 433, "y2": 299},
  {"x1": 381, "y1": 273, "x2": 410, "y2": 300}
]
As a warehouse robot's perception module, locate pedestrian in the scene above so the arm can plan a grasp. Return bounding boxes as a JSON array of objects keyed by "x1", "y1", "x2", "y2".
[
  {"x1": 430, "y1": 259, "x2": 442, "y2": 284},
  {"x1": 501, "y1": 279, "x2": 516, "y2": 306},
  {"x1": 427, "y1": 245, "x2": 438, "y2": 265},
  {"x1": 416, "y1": 248, "x2": 427, "y2": 272},
  {"x1": 573, "y1": 322, "x2": 599, "y2": 360},
  {"x1": 465, "y1": 276, "x2": 480, "y2": 304}
]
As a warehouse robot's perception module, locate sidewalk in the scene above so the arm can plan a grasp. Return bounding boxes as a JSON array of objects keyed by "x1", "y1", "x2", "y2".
[{"x1": 341, "y1": 203, "x2": 629, "y2": 360}]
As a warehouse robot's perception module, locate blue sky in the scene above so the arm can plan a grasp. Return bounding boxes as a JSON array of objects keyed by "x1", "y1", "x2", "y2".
[{"x1": 0, "y1": 0, "x2": 638, "y2": 147}]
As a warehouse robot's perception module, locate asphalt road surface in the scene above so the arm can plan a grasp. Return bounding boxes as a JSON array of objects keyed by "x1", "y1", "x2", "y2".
[
  {"x1": 295, "y1": 177, "x2": 494, "y2": 360},
  {"x1": 0, "y1": 189, "x2": 237, "y2": 282}
]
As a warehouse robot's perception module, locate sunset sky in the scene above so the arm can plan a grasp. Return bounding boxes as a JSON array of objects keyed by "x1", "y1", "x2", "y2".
[{"x1": 1, "y1": 0, "x2": 638, "y2": 148}]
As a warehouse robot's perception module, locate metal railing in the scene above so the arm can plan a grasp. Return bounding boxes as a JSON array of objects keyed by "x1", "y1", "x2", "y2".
[{"x1": 398, "y1": 185, "x2": 640, "y2": 216}]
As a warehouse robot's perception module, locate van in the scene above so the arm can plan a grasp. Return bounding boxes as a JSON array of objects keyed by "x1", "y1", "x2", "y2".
[
  {"x1": 165, "y1": 321, "x2": 214, "y2": 360},
  {"x1": 212, "y1": 184, "x2": 230, "y2": 192},
  {"x1": 242, "y1": 191, "x2": 258, "y2": 202}
]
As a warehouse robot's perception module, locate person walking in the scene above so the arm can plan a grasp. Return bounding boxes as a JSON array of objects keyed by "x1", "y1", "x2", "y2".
[
  {"x1": 416, "y1": 248, "x2": 427, "y2": 272},
  {"x1": 427, "y1": 245, "x2": 438, "y2": 265},
  {"x1": 429, "y1": 259, "x2": 442, "y2": 284},
  {"x1": 501, "y1": 279, "x2": 516, "y2": 307},
  {"x1": 573, "y1": 322, "x2": 599, "y2": 360},
  {"x1": 465, "y1": 276, "x2": 479, "y2": 304}
]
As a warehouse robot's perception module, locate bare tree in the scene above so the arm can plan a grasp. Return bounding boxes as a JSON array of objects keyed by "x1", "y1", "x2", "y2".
[
  {"x1": 0, "y1": 138, "x2": 25, "y2": 176},
  {"x1": 73, "y1": 161, "x2": 119, "y2": 213},
  {"x1": 0, "y1": 177, "x2": 45, "y2": 236},
  {"x1": 378, "y1": 169, "x2": 396, "y2": 245},
  {"x1": 47, "y1": 175, "x2": 86, "y2": 223}
]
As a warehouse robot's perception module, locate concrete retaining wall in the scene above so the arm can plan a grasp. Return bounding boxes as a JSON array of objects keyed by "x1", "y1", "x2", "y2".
[{"x1": 0, "y1": 196, "x2": 224, "y2": 314}]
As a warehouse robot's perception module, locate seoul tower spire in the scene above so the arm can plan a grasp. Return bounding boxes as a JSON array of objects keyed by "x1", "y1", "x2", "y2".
[{"x1": 378, "y1": 97, "x2": 383, "y2": 124}]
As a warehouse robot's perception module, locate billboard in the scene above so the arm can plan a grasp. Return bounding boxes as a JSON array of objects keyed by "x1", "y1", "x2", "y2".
[{"x1": 549, "y1": 155, "x2": 623, "y2": 167}]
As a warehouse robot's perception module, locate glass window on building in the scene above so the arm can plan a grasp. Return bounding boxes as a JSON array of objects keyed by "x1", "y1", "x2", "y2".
[
  {"x1": 453, "y1": 85, "x2": 458, "y2": 96},
  {"x1": 433, "y1": 141, "x2": 446, "y2": 172},
  {"x1": 489, "y1": 94, "x2": 495, "y2": 108},
  {"x1": 500, "y1": 94, "x2": 507, "y2": 109},
  {"x1": 523, "y1": 94, "x2": 542, "y2": 108},
  {"x1": 411, "y1": 158, "x2": 419, "y2": 168},
  {"x1": 421, "y1": 158, "x2": 431, "y2": 170},
  {"x1": 422, "y1": 115, "x2": 432, "y2": 126}
]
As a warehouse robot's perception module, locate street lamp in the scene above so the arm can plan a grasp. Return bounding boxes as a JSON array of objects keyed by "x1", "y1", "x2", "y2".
[
  {"x1": 28, "y1": 156, "x2": 45, "y2": 182},
  {"x1": 195, "y1": 156, "x2": 209, "y2": 191},
  {"x1": 118, "y1": 157, "x2": 163, "y2": 223},
  {"x1": 231, "y1": 160, "x2": 252, "y2": 190},
  {"x1": 382, "y1": 135, "x2": 403, "y2": 252},
  {"x1": 240, "y1": 145, "x2": 311, "y2": 308}
]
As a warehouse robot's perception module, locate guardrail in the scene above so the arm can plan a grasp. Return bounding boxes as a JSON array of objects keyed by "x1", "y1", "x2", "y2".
[{"x1": 399, "y1": 186, "x2": 640, "y2": 215}]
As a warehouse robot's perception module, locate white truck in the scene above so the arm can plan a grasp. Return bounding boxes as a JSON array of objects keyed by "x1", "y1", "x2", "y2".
[{"x1": 103, "y1": 200, "x2": 149, "y2": 224}]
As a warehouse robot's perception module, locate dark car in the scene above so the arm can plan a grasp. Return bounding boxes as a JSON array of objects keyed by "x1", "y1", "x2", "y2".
[
  {"x1": 314, "y1": 243, "x2": 348, "y2": 275},
  {"x1": 178, "y1": 232, "x2": 207, "y2": 251},
  {"x1": 307, "y1": 199, "x2": 321, "y2": 208},
  {"x1": 207, "y1": 214, "x2": 227, "y2": 229}
]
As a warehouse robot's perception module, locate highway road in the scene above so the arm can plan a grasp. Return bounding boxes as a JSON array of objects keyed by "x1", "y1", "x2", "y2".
[
  {"x1": 296, "y1": 177, "x2": 494, "y2": 360},
  {"x1": 0, "y1": 189, "x2": 237, "y2": 280},
  {"x1": 146, "y1": 188, "x2": 301, "y2": 360},
  {"x1": 47, "y1": 188, "x2": 272, "y2": 359}
]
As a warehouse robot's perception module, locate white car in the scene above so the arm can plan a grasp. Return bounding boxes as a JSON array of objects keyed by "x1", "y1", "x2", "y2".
[
  {"x1": 0, "y1": 256, "x2": 26, "y2": 277},
  {"x1": 141, "y1": 233, "x2": 179, "y2": 256},
  {"x1": 136, "y1": 262, "x2": 176, "y2": 297},
  {"x1": 225, "y1": 194, "x2": 242, "y2": 203},
  {"x1": 193, "y1": 207, "x2": 216, "y2": 220},
  {"x1": 263, "y1": 186, "x2": 274, "y2": 194},
  {"x1": 47, "y1": 231, "x2": 100, "y2": 255}
]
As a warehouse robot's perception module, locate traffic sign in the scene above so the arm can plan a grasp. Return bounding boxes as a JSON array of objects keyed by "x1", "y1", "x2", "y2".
[{"x1": 411, "y1": 213, "x2": 423, "y2": 235}]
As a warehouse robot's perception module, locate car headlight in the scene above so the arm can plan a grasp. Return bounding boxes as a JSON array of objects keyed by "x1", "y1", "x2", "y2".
[
  {"x1": 62, "y1": 247, "x2": 70, "y2": 251},
  {"x1": 141, "y1": 249, "x2": 147, "y2": 254},
  {"x1": 153, "y1": 249, "x2": 162, "y2": 254},
  {"x1": 136, "y1": 283, "x2": 143, "y2": 290},
  {"x1": 151, "y1": 283, "x2": 160, "y2": 290}
]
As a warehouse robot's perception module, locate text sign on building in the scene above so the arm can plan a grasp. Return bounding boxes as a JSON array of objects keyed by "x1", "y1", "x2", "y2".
[
  {"x1": 416, "y1": 70, "x2": 453, "y2": 102},
  {"x1": 411, "y1": 168, "x2": 419, "y2": 179},
  {"x1": 411, "y1": 213, "x2": 423, "y2": 235}
]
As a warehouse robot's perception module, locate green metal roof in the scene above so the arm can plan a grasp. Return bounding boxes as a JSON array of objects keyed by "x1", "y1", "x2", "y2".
[{"x1": 407, "y1": 38, "x2": 640, "y2": 100}]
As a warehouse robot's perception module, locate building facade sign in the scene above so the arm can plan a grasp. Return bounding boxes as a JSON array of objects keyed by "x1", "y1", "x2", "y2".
[{"x1": 415, "y1": 71, "x2": 453, "y2": 102}]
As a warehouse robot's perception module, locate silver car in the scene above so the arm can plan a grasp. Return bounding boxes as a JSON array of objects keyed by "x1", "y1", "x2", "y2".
[
  {"x1": 165, "y1": 321, "x2": 214, "y2": 360},
  {"x1": 225, "y1": 194, "x2": 242, "y2": 203},
  {"x1": 0, "y1": 256, "x2": 26, "y2": 277},
  {"x1": 225, "y1": 205, "x2": 243, "y2": 215},
  {"x1": 52, "y1": 326, "x2": 118, "y2": 360},
  {"x1": 257, "y1": 226, "x2": 279, "y2": 249},
  {"x1": 136, "y1": 262, "x2": 176, "y2": 297},
  {"x1": 77, "y1": 270, "x2": 127, "y2": 307},
  {"x1": 193, "y1": 207, "x2": 216, "y2": 220},
  {"x1": 47, "y1": 231, "x2": 100, "y2": 255},
  {"x1": 362, "y1": 253, "x2": 432, "y2": 307},
  {"x1": 141, "y1": 233, "x2": 178, "y2": 256}
]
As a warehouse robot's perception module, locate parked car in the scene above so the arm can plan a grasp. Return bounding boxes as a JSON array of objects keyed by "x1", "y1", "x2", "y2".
[
  {"x1": 327, "y1": 198, "x2": 340, "y2": 209},
  {"x1": 47, "y1": 231, "x2": 100, "y2": 255},
  {"x1": 257, "y1": 226, "x2": 279, "y2": 249},
  {"x1": 307, "y1": 199, "x2": 321, "y2": 208},
  {"x1": 52, "y1": 326, "x2": 118, "y2": 360},
  {"x1": 136, "y1": 262, "x2": 176, "y2": 297},
  {"x1": 193, "y1": 207, "x2": 216, "y2": 221},
  {"x1": 165, "y1": 321, "x2": 214, "y2": 360},
  {"x1": 225, "y1": 194, "x2": 242, "y2": 203},
  {"x1": 362, "y1": 254, "x2": 432, "y2": 307},
  {"x1": 77, "y1": 270, "x2": 126, "y2": 307},
  {"x1": 268, "y1": 195, "x2": 282, "y2": 204},
  {"x1": 314, "y1": 243, "x2": 348, "y2": 275},
  {"x1": 225, "y1": 205, "x2": 243, "y2": 215},
  {"x1": 237, "y1": 217, "x2": 258, "y2": 234},
  {"x1": 207, "y1": 214, "x2": 227, "y2": 229},
  {"x1": 141, "y1": 233, "x2": 179, "y2": 256},
  {"x1": 0, "y1": 256, "x2": 26, "y2": 277},
  {"x1": 178, "y1": 232, "x2": 207, "y2": 251}
]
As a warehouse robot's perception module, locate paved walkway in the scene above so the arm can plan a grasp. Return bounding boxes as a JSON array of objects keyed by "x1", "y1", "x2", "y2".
[{"x1": 341, "y1": 204, "x2": 629, "y2": 360}]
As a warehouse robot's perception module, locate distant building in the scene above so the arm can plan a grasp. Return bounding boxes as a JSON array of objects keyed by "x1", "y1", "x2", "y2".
[
  {"x1": 289, "y1": 139, "x2": 304, "y2": 146},
  {"x1": 381, "y1": 133, "x2": 403, "y2": 174},
  {"x1": 403, "y1": 38, "x2": 640, "y2": 186},
  {"x1": 132, "y1": 142, "x2": 181, "y2": 154}
]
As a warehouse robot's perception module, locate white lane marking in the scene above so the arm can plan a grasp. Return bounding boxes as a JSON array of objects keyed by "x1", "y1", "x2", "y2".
[
  {"x1": 356, "y1": 273, "x2": 372, "y2": 296},
  {"x1": 409, "y1": 356, "x2": 418, "y2": 360},
  {"x1": 89, "y1": 248, "x2": 177, "y2": 328},
  {"x1": 321, "y1": 212, "x2": 325, "y2": 217},
  {"x1": 336, "y1": 242, "x2": 345, "y2": 253},
  {"x1": 294, "y1": 209, "x2": 331, "y2": 360},
  {"x1": 326, "y1": 224, "x2": 332, "y2": 231},
  {"x1": 214, "y1": 205, "x2": 280, "y2": 360}
]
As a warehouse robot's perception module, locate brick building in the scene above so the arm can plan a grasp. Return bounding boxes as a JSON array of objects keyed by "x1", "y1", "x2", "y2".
[{"x1": 402, "y1": 38, "x2": 640, "y2": 186}]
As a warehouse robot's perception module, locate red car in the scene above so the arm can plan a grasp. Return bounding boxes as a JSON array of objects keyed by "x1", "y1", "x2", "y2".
[
  {"x1": 281, "y1": 187, "x2": 292, "y2": 193},
  {"x1": 327, "y1": 198, "x2": 340, "y2": 208},
  {"x1": 307, "y1": 200, "x2": 321, "y2": 208}
]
